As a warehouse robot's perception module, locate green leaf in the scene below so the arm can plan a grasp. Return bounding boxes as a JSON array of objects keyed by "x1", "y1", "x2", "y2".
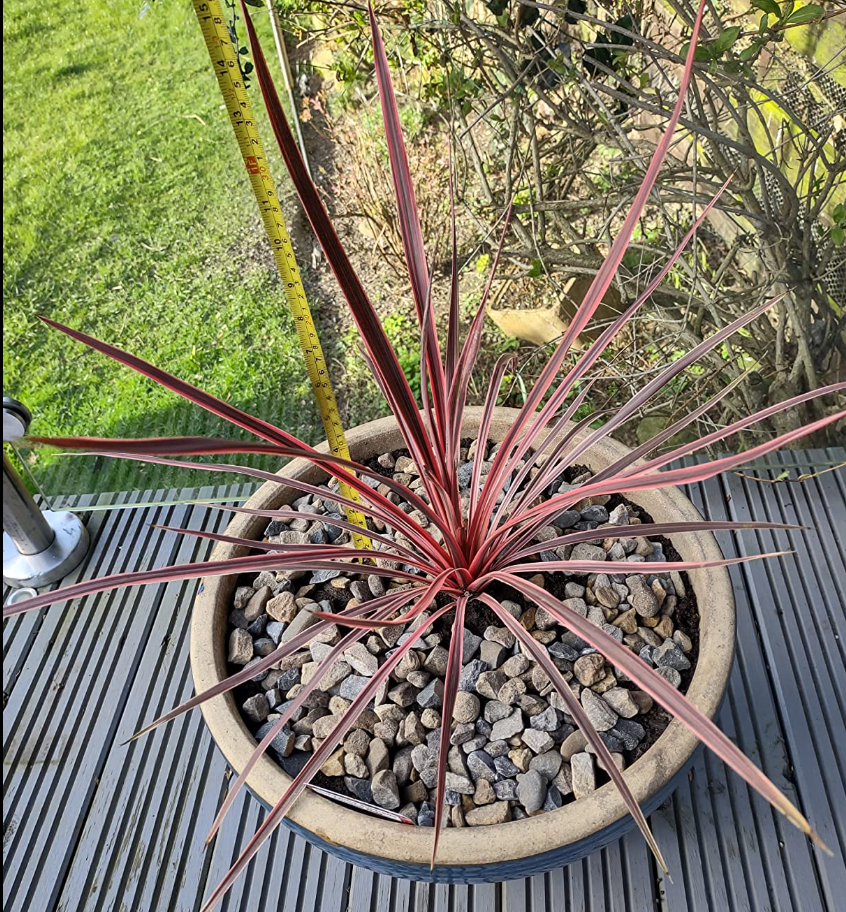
[
  {"x1": 786, "y1": 4, "x2": 824, "y2": 24},
  {"x1": 750, "y1": 0, "x2": 781, "y2": 14},
  {"x1": 739, "y1": 42, "x2": 760, "y2": 61},
  {"x1": 548, "y1": 56, "x2": 571, "y2": 76},
  {"x1": 831, "y1": 225, "x2": 845, "y2": 246},
  {"x1": 715, "y1": 26, "x2": 741, "y2": 55},
  {"x1": 527, "y1": 258, "x2": 544, "y2": 278},
  {"x1": 832, "y1": 203, "x2": 846, "y2": 222},
  {"x1": 682, "y1": 39, "x2": 714, "y2": 61}
]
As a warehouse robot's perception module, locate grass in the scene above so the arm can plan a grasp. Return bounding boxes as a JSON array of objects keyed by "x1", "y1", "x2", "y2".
[{"x1": 3, "y1": 0, "x2": 330, "y2": 495}]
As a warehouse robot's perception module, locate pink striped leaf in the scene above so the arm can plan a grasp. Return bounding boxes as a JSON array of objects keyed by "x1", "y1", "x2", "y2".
[
  {"x1": 475, "y1": 592, "x2": 668, "y2": 872},
  {"x1": 493, "y1": 573, "x2": 828, "y2": 850}
]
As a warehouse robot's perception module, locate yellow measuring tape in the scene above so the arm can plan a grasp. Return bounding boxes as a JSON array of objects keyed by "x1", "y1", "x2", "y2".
[{"x1": 192, "y1": 0, "x2": 370, "y2": 549}]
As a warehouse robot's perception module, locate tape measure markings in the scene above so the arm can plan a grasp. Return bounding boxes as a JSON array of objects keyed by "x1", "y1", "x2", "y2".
[{"x1": 193, "y1": 0, "x2": 371, "y2": 548}]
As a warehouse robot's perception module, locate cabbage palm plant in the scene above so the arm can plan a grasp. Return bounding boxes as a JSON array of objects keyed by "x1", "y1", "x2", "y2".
[{"x1": 6, "y1": 2, "x2": 842, "y2": 909}]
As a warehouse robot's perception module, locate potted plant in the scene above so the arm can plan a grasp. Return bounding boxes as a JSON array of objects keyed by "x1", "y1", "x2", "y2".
[{"x1": 8, "y1": 2, "x2": 842, "y2": 910}]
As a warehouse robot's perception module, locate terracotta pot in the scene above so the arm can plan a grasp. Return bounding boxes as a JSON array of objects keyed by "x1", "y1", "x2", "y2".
[{"x1": 192, "y1": 408, "x2": 734, "y2": 881}]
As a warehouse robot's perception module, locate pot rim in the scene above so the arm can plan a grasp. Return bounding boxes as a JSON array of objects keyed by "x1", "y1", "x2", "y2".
[{"x1": 191, "y1": 407, "x2": 735, "y2": 866}]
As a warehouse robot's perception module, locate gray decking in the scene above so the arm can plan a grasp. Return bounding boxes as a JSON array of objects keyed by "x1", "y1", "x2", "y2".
[{"x1": 3, "y1": 449, "x2": 844, "y2": 912}]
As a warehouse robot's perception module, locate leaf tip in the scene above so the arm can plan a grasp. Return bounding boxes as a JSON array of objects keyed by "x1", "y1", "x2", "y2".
[
  {"x1": 810, "y1": 828, "x2": 833, "y2": 856},
  {"x1": 123, "y1": 725, "x2": 149, "y2": 745}
]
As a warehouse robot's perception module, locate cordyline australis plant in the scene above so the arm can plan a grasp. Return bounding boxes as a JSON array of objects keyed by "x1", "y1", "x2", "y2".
[{"x1": 8, "y1": 2, "x2": 843, "y2": 908}]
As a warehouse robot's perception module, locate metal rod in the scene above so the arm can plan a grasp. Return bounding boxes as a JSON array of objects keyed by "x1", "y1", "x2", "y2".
[
  {"x1": 3, "y1": 452, "x2": 55, "y2": 555},
  {"x1": 265, "y1": 0, "x2": 311, "y2": 176},
  {"x1": 11, "y1": 441, "x2": 55, "y2": 512}
]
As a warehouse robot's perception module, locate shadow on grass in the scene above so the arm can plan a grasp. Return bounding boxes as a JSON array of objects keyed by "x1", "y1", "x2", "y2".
[{"x1": 53, "y1": 61, "x2": 96, "y2": 80}]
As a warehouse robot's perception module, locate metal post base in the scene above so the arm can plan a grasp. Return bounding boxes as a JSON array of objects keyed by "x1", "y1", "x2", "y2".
[{"x1": 3, "y1": 511, "x2": 89, "y2": 588}]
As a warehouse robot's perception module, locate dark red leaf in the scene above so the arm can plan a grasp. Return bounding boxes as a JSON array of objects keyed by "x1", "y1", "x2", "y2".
[{"x1": 241, "y1": 3, "x2": 437, "y2": 482}]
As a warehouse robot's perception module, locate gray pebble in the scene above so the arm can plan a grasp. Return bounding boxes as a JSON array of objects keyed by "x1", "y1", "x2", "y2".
[
  {"x1": 543, "y1": 785, "x2": 564, "y2": 811},
  {"x1": 255, "y1": 722, "x2": 295, "y2": 758},
  {"x1": 367, "y1": 575, "x2": 386, "y2": 597},
  {"x1": 392, "y1": 746, "x2": 414, "y2": 784},
  {"x1": 529, "y1": 750, "x2": 562, "y2": 780},
  {"x1": 516, "y1": 769, "x2": 546, "y2": 813},
  {"x1": 417, "y1": 678, "x2": 445, "y2": 709},
  {"x1": 555, "y1": 510, "x2": 581, "y2": 529},
  {"x1": 310, "y1": 569, "x2": 341, "y2": 584},
  {"x1": 467, "y1": 750, "x2": 499, "y2": 782},
  {"x1": 608, "y1": 719, "x2": 645, "y2": 750},
  {"x1": 485, "y1": 740, "x2": 509, "y2": 758},
  {"x1": 493, "y1": 779, "x2": 519, "y2": 801},
  {"x1": 450, "y1": 722, "x2": 476, "y2": 746},
  {"x1": 344, "y1": 643, "x2": 379, "y2": 676},
  {"x1": 549, "y1": 641, "x2": 580, "y2": 661},
  {"x1": 459, "y1": 659, "x2": 489, "y2": 692},
  {"x1": 417, "y1": 801, "x2": 435, "y2": 826},
  {"x1": 479, "y1": 640, "x2": 507, "y2": 669},
  {"x1": 484, "y1": 701, "x2": 514, "y2": 724},
  {"x1": 522, "y1": 728, "x2": 555, "y2": 754},
  {"x1": 445, "y1": 772, "x2": 475, "y2": 794},
  {"x1": 242, "y1": 694, "x2": 269, "y2": 725},
  {"x1": 339, "y1": 675, "x2": 370, "y2": 700},
  {"x1": 371, "y1": 770, "x2": 401, "y2": 809},
  {"x1": 571, "y1": 752, "x2": 596, "y2": 799},
  {"x1": 266, "y1": 621, "x2": 287, "y2": 645},
  {"x1": 655, "y1": 666, "x2": 682, "y2": 688},
  {"x1": 475, "y1": 718, "x2": 493, "y2": 738},
  {"x1": 461, "y1": 735, "x2": 489, "y2": 754},
  {"x1": 581, "y1": 688, "x2": 618, "y2": 731},
  {"x1": 489, "y1": 708, "x2": 524, "y2": 741},
  {"x1": 462, "y1": 629, "x2": 483, "y2": 661},
  {"x1": 344, "y1": 776, "x2": 373, "y2": 803},
  {"x1": 580, "y1": 505, "x2": 609, "y2": 523},
  {"x1": 494, "y1": 755, "x2": 521, "y2": 778},
  {"x1": 529, "y1": 705, "x2": 561, "y2": 732},
  {"x1": 653, "y1": 640, "x2": 692, "y2": 671},
  {"x1": 571, "y1": 543, "x2": 607, "y2": 562}
]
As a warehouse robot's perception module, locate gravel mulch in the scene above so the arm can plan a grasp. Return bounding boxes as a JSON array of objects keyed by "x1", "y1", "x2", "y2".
[{"x1": 226, "y1": 439, "x2": 699, "y2": 827}]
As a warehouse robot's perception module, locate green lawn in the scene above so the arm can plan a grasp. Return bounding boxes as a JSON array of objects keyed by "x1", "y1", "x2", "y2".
[{"x1": 3, "y1": 0, "x2": 331, "y2": 495}]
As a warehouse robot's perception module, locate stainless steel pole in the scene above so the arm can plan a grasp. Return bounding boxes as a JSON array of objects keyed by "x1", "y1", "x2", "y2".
[
  {"x1": 3, "y1": 452, "x2": 55, "y2": 555},
  {"x1": 3, "y1": 397, "x2": 89, "y2": 589}
]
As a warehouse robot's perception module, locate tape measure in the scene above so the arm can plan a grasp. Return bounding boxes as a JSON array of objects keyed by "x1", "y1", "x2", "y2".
[{"x1": 192, "y1": 0, "x2": 371, "y2": 549}]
